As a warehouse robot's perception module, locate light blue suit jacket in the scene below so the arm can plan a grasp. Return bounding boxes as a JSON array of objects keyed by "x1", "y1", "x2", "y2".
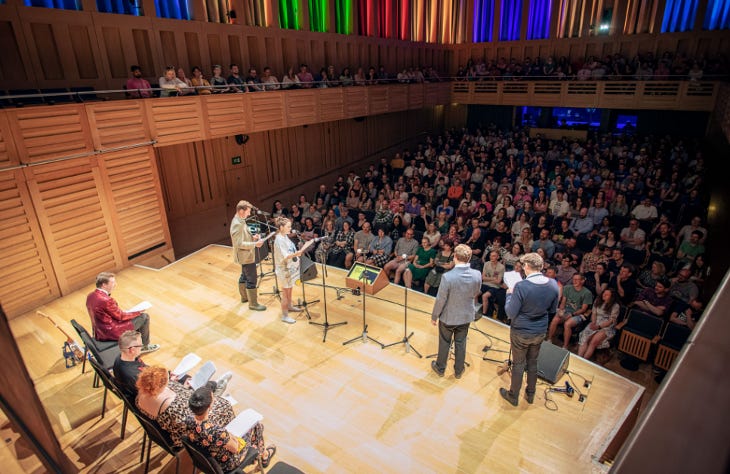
[{"x1": 431, "y1": 263, "x2": 482, "y2": 326}]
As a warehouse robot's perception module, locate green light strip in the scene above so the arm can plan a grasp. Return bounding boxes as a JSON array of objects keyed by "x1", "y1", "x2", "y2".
[
  {"x1": 309, "y1": 0, "x2": 328, "y2": 32},
  {"x1": 279, "y1": 0, "x2": 302, "y2": 30},
  {"x1": 335, "y1": 0, "x2": 353, "y2": 34}
]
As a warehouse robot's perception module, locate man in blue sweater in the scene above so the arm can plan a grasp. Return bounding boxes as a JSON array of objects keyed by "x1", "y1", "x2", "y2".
[{"x1": 500, "y1": 252, "x2": 560, "y2": 406}]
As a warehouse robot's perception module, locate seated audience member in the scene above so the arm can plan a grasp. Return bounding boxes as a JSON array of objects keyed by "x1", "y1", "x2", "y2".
[
  {"x1": 185, "y1": 386, "x2": 277, "y2": 469},
  {"x1": 159, "y1": 66, "x2": 191, "y2": 97},
  {"x1": 479, "y1": 250, "x2": 506, "y2": 321},
  {"x1": 209, "y1": 65, "x2": 229, "y2": 93},
  {"x1": 281, "y1": 66, "x2": 301, "y2": 89},
  {"x1": 190, "y1": 66, "x2": 212, "y2": 94},
  {"x1": 135, "y1": 366, "x2": 235, "y2": 449},
  {"x1": 668, "y1": 297, "x2": 703, "y2": 331},
  {"x1": 353, "y1": 221, "x2": 375, "y2": 264},
  {"x1": 245, "y1": 67, "x2": 264, "y2": 92},
  {"x1": 227, "y1": 64, "x2": 246, "y2": 92},
  {"x1": 531, "y1": 228, "x2": 556, "y2": 260},
  {"x1": 669, "y1": 267, "x2": 700, "y2": 305},
  {"x1": 424, "y1": 240, "x2": 455, "y2": 295},
  {"x1": 330, "y1": 220, "x2": 355, "y2": 269},
  {"x1": 113, "y1": 330, "x2": 231, "y2": 400},
  {"x1": 636, "y1": 261, "x2": 667, "y2": 290},
  {"x1": 297, "y1": 63, "x2": 314, "y2": 88},
  {"x1": 384, "y1": 228, "x2": 419, "y2": 284},
  {"x1": 619, "y1": 219, "x2": 647, "y2": 266},
  {"x1": 584, "y1": 261, "x2": 610, "y2": 296},
  {"x1": 176, "y1": 68, "x2": 195, "y2": 95},
  {"x1": 501, "y1": 241, "x2": 524, "y2": 272},
  {"x1": 630, "y1": 277, "x2": 673, "y2": 319},
  {"x1": 548, "y1": 273, "x2": 593, "y2": 348},
  {"x1": 365, "y1": 227, "x2": 393, "y2": 267},
  {"x1": 675, "y1": 230, "x2": 705, "y2": 270},
  {"x1": 555, "y1": 256, "x2": 578, "y2": 287},
  {"x1": 403, "y1": 237, "x2": 436, "y2": 289},
  {"x1": 126, "y1": 65, "x2": 152, "y2": 98},
  {"x1": 608, "y1": 263, "x2": 638, "y2": 308},
  {"x1": 260, "y1": 66, "x2": 280, "y2": 90},
  {"x1": 577, "y1": 288, "x2": 620, "y2": 360},
  {"x1": 86, "y1": 272, "x2": 159, "y2": 352}
]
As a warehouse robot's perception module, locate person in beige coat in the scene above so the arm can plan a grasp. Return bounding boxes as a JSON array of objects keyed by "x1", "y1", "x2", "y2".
[{"x1": 230, "y1": 200, "x2": 266, "y2": 310}]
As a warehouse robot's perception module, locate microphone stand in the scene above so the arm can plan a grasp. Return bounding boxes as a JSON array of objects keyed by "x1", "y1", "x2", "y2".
[
  {"x1": 343, "y1": 274, "x2": 384, "y2": 348},
  {"x1": 259, "y1": 226, "x2": 280, "y2": 300},
  {"x1": 252, "y1": 216, "x2": 275, "y2": 284},
  {"x1": 382, "y1": 285, "x2": 422, "y2": 358},
  {"x1": 308, "y1": 252, "x2": 347, "y2": 342},
  {"x1": 296, "y1": 238, "x2": 320, "y2": 321}
]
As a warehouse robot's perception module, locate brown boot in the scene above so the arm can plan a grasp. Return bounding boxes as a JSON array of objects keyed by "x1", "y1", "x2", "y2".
[
  {"x1": 246, "y1": 289, "x2": 266, "y2": 311},
  {"x1": 238, "y1": 283, "x2": 248, "y2": 303}
]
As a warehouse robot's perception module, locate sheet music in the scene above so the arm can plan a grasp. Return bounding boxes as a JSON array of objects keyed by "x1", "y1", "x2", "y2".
[
  {"x1": 225, "y1": 408, "x2": 263, "y2": 437},
  {"x1": 503, "y1": 271, "x2": 523, "y2": 291},
  {"x1": 189, "y1": 361, "x2": 216, "y2": 390},
  {"x1": 260, "y1": 231, "x2": 276, "y2": 242},
  {"x1": 171, "y1": 352, "x2": 201, "y2": 377},
  {"x1": 127, "y1": 300, "x2": 152, "y2": 313}
]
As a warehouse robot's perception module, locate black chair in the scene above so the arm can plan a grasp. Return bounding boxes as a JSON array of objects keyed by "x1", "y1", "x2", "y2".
[
  {"x1": 7, "y1": 88, "x2": 45, "y2": 106},
  {"x1": 70, "y1": 86, "x2": 98, "y2": 102},
  {"x1": 40, "y1": 88, "x2": 74, "y2": 104},
  {"x1": 87, "y1": 356, "x2": 131, "y2": 439},
  {"x1": 133, "y1": 410, "x2": 183, "y2": 474},
  {"x1": 70, "y1": 318, "x2": 119, "y2": 380},
  {"x1": 182, "y1": 438, "x2": 263, "y2": 474},
  {"x1": 615, "y1": 309, "x2": 664, "y2": 370},
  {"x1": 654, "y1": 322, "x2": 692, "y2": 372}
]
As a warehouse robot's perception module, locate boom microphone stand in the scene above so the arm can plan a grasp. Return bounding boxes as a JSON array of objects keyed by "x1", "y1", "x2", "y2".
[
  {"x1": 309, "y1": 252, "x2": 347, "y2": 342},
  {"x1": 343, "y1": 274, "x2": 384, "y2": 348},
  {"x1": 259, "y1": 228, "x2": 280, "y2": 301},
  {"x1": 254, "y1": 217, "x2": 276, "y2": 282},
  {"x1": 296, "y1": 242, "x2": 321, "y2": 320},
  {"x1": 382, "y1": 285, "x2": 422, "y2": 358}
]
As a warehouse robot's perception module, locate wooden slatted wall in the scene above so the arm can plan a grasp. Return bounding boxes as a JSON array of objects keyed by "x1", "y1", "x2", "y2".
[{"x1": 0, "y1": 169, "x2": 59, "y2": 316}]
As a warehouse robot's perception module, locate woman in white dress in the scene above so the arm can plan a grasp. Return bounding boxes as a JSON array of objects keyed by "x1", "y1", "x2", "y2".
[{"x1": 273, "y1": 217, "x2": 311, "y2": 324}]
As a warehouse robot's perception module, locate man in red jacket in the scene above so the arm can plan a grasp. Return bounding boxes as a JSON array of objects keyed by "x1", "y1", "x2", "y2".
[{"x1": 85, "y1": 272, "x2": 159, "y2": 353}]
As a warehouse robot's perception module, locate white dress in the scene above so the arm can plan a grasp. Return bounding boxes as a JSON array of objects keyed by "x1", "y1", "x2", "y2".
[{"x1": 274, "y1": 234, "x2": 300, "y2": 288}]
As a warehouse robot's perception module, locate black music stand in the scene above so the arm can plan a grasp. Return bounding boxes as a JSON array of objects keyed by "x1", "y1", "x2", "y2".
[
  {"x1": 382, "y1": 285, "x2": 422, "y2": 358},
  {"x1": 251, "y1": 217, "x2": 275, "y2": 284},
  {"x1": 343, "y1": 264, "x2": 385, "y2": 348},
  {"x1": 259, "y1": 229, "x2": 280, "y2": 300},
  {"x1": 296, "y1": 255, "x2": 319, "y2": 320},
  {"x1": 309, "y1": 253, "x2": 347, "y2": 342}
]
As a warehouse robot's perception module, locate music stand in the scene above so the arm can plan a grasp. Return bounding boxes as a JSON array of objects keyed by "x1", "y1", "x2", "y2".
[
  {"x1": 296, "y1": 255, "x2": 319, "y2": 320},
  {"x1": 342, "y1": 263, "x2": 386, "y2": 348},
  {"x1": 309, "y1": 253, "x2": 347, "y2": 342},
  {"x1": 382, "y1": 285, "x2": 422, "y2": 358},
  {"x1": 254, "y1": 218, "x2": 276, "y2": 283}
]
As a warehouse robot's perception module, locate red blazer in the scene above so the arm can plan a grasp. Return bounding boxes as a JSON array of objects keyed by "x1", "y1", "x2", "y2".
[{"x1": 85, "y1": 289, "x2": 141, "y2": 341}]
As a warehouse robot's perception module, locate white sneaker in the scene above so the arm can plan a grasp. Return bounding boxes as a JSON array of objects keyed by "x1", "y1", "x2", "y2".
[
  {"x1": 214, "y1": 371, "x2": 233, "y2": 396},
  {"x1": 287, "y1": 306, "x2": 304, "y2": 312},
  {"x1": 281, "y1": 315, "x2": 296, "y2": 324}
]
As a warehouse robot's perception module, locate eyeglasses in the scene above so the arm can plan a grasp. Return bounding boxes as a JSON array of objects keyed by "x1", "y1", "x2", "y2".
[{"x1": 125, "y1": 344, "x2": 143, "y2": 350}]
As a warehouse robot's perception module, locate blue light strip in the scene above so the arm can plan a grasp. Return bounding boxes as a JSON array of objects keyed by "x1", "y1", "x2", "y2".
[
  {"x1": 703, "y1": 0, "x2": 730, "y2": 29},
  {"x1": 661, "y1": 0, "x2": 699, "y2": 32},
  {"x1": 473, "y1": 0, "x2": 495, "y2": 42},
  {"x1": 499, "y1": 0, "x2": 522, "y2": 41},
  {"x1": 527, "y1": 0, "x2": 551, "y2": 39}
]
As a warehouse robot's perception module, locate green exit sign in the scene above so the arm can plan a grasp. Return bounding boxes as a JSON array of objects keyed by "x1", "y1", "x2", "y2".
[{"x1": 231, "y1": 156, "x2": 242, "y2": 165}]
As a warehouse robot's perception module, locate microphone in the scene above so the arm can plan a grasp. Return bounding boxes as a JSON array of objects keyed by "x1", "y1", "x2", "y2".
[
  {"x1": 256, "y1": 209, "x2": 271, "y2": 216},
  {"x1": 550, "y1": 381, "x2": 575, "y2": 397}
]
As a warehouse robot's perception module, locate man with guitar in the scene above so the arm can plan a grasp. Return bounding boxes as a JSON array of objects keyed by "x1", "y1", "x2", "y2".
[
  {"x1": 85, "y1": 272, "x2": 159, "y2": 353},
  {"x1": 273, "y1": 216, "x2": 319, "y2": 324}
]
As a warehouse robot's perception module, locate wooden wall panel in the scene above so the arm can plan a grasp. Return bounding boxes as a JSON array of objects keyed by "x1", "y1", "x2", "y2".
[
  {"x1": 7, "y1": 105, "x2": 93, "y2": 164},
  {"x1": 29, "y1": 22, "x2": 63, "y2": 80},
  {"x1": 0, "y1": 113, "x2": 19, "y2": 168},
  {"x1": 69, "y1": 24, "x2": 98, "y2": 80},
  {"x1": 24, "y1": 159, "x2": 122, "y2": 294},
  {"x1": 285, "y1": 89, "x2": 318, "y2": 126},
  {"x1": 344, "y1": 87, "x2": 368, "y2": 117},
  {"x1": 203, "y1": 94, "x2": 248, "y2": 138},
  {"x1": 318, "y1": 88, "x2": 345, "y2": 121},
  {"x1": 0, "y1": 19, "x2": 27, "y2": 82},
  {"x1": 0, "y1": 169, "x2": 59, "y2": 318},
  {"x1": 368, "y1": 86, "x2": 389, "y2": 115},
  {"x1": 99, "y1": 147, "x2": 171, "y2": 259},
  {"x1": 146, "y1": 97, "x2": 205, "y2": 145},
  {"x1": 249, "y1": 91, "x2": 286, "y2": 131},
  {"x1": 86, "y1": 100, "x2": 151, "y2": 149}
]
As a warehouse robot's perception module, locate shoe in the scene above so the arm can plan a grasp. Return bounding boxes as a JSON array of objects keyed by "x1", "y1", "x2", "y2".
[
  {"x1": 499, "y1": 388, "x2": 518, "y2": 407},
  {"x1": 281, "y1": 315, "x2": 296, "y2": 324},
  {"x1": 214, "y1": 371, "x2": 233, "y2": 396},
  {"x1": 454, "y1": 370, "x2": 464, "y2": 379},
  {"x1": 246, "y1": 289, "x2": 266, "y2": 311},
  {"x1": 262, "y1": 445, "x2": 276, "y2": 468},
  {"x1": 238, "y1": 283, "x2": 248, "y2": 303},
  {"x1": 430, "y1": 360, "x2": 444, "y2": 377},
  {"x1": 140, "y1": 344, "x2": 160, "y2": 354},
  {"x1": 525, "y1": 391, "x2": 535, "y2": 404},
  {"x1": 287, "y1": 306, "x2": 304, "y2": 312}
]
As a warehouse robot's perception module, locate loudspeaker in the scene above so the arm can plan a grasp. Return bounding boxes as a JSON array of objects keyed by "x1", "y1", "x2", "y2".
[
  {"x1": 235, "y1": 134, "x2": 249, "y2": 145},
  {"x1": 537, "y1": 341, "x2": 570, "y2": 384},
  {"x1": 298, "y1": 256, "x2": 317, "y2": 282}
]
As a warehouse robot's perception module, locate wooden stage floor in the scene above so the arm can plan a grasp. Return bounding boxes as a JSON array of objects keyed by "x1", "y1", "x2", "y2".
[{"x1": 6, "y1": 244, "x2": 644, "y2": 473}]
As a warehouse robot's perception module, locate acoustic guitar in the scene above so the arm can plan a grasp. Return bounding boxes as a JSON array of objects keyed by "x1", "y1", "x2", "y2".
[{"x1": 37, "y1": 311, "x2": 85, "y2": 363}]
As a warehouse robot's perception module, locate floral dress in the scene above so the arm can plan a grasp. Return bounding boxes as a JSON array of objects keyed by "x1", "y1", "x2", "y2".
[{"x1": 184, "y1": 416, "x2": 266, "y2": 472}]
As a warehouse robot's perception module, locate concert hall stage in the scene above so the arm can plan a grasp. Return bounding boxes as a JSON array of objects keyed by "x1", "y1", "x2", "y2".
[{"x1": 9, "y1": 244, "x2": 643, "y2": 473}]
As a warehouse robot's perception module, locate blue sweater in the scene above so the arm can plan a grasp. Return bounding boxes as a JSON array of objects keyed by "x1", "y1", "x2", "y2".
[{"x1": 505, "y1": 273, "x2": 560, "y2": 336}]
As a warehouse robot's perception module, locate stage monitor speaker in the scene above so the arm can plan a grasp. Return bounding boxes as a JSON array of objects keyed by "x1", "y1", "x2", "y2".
[
  {"x1": 298, "y1": 256, "x2": 317, "y2": 283},
  {"x1": 235, "y1": 134, "x2": 249, "y2": 145},
  {"x1": 537, "y1": 341, "x2": 570, "y2": 385}
]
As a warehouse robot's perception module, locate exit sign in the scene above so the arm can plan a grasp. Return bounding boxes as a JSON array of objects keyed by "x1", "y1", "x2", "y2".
[{"x1": 231, "y1": 156, "x2": 242, "y2": 165}]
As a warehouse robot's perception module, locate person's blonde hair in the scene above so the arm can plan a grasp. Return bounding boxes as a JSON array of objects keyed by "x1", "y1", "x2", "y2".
[
  {"x1": 136, "y1": 366, "x2": 168, "y2": 396},
  {"x1": 519, "y1": 252, "x2": 544, "y2": 271},
  {"x1": 236, "y1": 200, "x2": 252, "y2": 212},
  {"x1": 275, "y1": 216, "x2": 291, "y2": 229},
  {"x1": 453, "y1": 244, "x2": 472, "y2": 263}
]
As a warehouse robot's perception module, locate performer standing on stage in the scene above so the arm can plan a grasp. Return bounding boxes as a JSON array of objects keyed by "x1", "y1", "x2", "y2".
[
  {"x1": 273, "y1": 217, "x2": 314, "y2": 324},
  {"x1": 430, "y1": 244, "x2": 482, "y2": 379},
  {"x1": 500, "y1": 252, "x2": 560, "y2": 406},
  {"x1": 230, "y1": 200, "x2": 266, "y2": 311}
]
